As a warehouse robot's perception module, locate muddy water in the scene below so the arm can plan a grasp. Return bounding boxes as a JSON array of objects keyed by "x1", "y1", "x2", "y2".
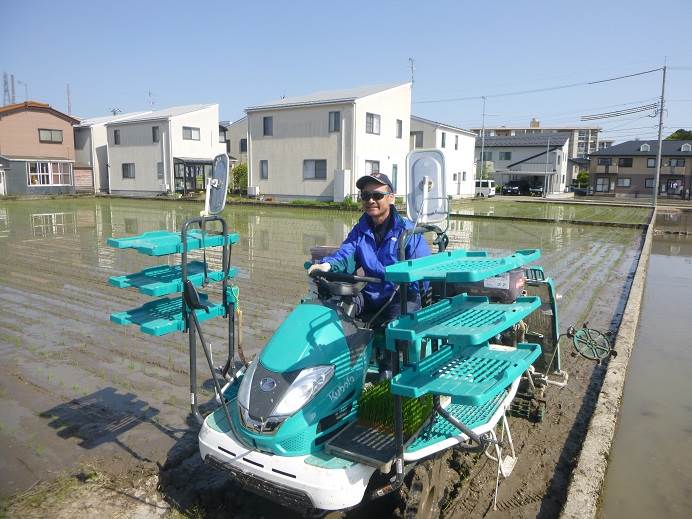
[
  {"x1": 0, "y1": 198, "x2": 642, "y2": 509},
  {"x1": 600, "y1": 220, "x2": 692, "y2": 518},
  {"x1": 451, "y1": 198, "x2": 651, "y2": 224}
]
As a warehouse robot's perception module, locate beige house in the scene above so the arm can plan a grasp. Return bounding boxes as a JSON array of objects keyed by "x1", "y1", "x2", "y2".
[
  {"x1": 410, "y1": 115, "x2": 476, "y2": 198},
  {"x1": 589, "y1": 140, "x2": 692, "y2": 197},
  {"x1": 246, "y1": 83, "x2": 412, "y2": 201},
  {"x1": 0, "y1": 101, "x2": 79, "y2": 196},
  {"x1": 223, "y1": 116, "x2": 248, "y2": 166}
]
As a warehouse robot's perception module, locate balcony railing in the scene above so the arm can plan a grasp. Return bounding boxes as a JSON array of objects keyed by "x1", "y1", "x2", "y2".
[{"x1": 596, "y1": 164, "x2": 618, "y2": 174}]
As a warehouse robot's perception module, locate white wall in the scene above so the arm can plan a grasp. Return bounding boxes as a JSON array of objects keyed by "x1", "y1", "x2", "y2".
[
  {"x1": 170, "y1": 105, "x2": 226, "y2": 159},
  {"x1": 353, "y1": 83, "x2": 411, "y2": 196},
  {"x1": 248, "y1": 102, "x2": 354, "y2": 200},
  {"x1": 410, "y1": 118, "x2": 476, "y2": 198}
]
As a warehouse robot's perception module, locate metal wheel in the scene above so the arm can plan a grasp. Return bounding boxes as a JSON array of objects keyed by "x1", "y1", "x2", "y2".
[
  {"x1": 398, "y1": 457, "x2": 446, "y2": 519},
  {"x1": 572, "y1": 328, "x2": 611, "y2": 361}
]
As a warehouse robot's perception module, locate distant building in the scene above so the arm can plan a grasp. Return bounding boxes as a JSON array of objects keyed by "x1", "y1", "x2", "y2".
[
  {"x1": 75, "y1": 111, "x2": 150, "y2": 193},
  {"x1": 410, "y1": 115, "x2": 476, "y2": 198},
  {"x1": 474, "y1": 134, "x2": 570, "y2": 195},
  {"x1": 105, "y1": 104, "x2": 226, "y2": 196},
  {"x1": 588, "y1": 140, "x2": 692, "y2": 197},
  {"x1": 0, "y1": 101, "x2": 79, "y2": 196},
  {"x1": 469, "y1": 119, "x2": 601, "y2": 184},
  {"x1": 222, "y1": 116, "x2": 248, "y2": 167},
  {"x1": 246, "y1": 83, "x2": 411, "y2": 201},
  {"x1": 598, "y1": 139, "x2": 615, "y2": 150}
]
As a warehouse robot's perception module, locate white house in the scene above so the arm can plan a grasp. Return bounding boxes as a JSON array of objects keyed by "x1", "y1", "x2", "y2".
[
  {"x1": 106, "y1": 104, "x2": 226, "y2": 196},
  {"x1": 410, "y1": 115, "x2": 476, "y2": 198},
  {"x1": 245, "y1": 83, "x2": 411, "y2": 201},
  {"x1": 475, "y1": 134, "x2": 569, "y2": 194},
  {"x1": 74, "y1": 111, "x2": 150, "y2": 193}
]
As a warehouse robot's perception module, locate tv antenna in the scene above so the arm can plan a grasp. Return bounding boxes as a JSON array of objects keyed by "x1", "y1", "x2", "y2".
[{"x1": 110, "y1": 107, "x2": 122, "y2": 116}]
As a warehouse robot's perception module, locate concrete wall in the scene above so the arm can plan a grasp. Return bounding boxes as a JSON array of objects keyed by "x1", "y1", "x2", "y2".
[
  {"x1": 0, "y1": 109, "x2": 75, "y2": 161},
  {"x1": 248, "y1": 102, "x2": 354, "y2": 200},
  {"x1": 409, "y1": 118, "x2": 476, "y2": 198},
  {"x1": 353, "y1": 84, "x2": 411, "y2": 196}
]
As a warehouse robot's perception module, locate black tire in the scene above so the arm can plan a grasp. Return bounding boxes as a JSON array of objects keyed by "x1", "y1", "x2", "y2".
[{"x1": 397, "y1": 458, "x2": 446, "y2": 519}]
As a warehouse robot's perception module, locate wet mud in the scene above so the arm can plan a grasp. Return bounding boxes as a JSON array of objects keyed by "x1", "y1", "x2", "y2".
[{"x1": 0, "y1": 198, "x2": 643, "y2": 517}]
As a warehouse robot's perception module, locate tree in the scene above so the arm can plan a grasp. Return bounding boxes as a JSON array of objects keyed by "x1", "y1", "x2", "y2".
[
  {"x1": 665, "y1": 129, "x2": 692, "y2": 140},
  {"x1": 576, "y1": 170, "x2": 589, "y2": 187},
  {"x1": 231, "y1": 163, "x2": 248, "y2": 193}
]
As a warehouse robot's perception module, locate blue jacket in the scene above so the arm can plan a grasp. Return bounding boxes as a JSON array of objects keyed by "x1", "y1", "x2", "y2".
[{"x1": 321, "y1": 207, "x2": 431, "y2": 308}]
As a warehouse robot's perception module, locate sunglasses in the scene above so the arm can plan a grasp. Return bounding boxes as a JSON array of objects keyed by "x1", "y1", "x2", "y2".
[{"x1": 360, "y1": 190, "x2": 391, "y2": 202}]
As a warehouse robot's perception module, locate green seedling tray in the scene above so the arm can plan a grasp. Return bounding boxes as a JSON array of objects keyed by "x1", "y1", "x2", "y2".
[
  {"x1": 386, "y1": 293, "x2": 541, "y2": 349},
  {"x1": 110, "y1": 292, "x2": 228, "y2": 336},
  {"x1": 109, "y1": 261, "x2": 237, "y2": 296},
  {"x1": 406, "y1": 390, "x2": 507, "y2": 453},
  {"x1": 107, "y1": 230, "x2": 239, "y2": 256},
  {"x1": 384, "y1": 249, "x2": 540, "y2": 283},
  {"x1": 390, "y1": 342, "x2": 541, "y2": 406}
]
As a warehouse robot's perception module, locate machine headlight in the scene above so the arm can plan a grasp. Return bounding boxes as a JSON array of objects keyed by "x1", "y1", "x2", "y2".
[
  {"x1": 272, "y1": 365, "x2": 335, "y2": 417},
  {"x1": 237, "y1": 360, "x2": 259, "y2": 411}
]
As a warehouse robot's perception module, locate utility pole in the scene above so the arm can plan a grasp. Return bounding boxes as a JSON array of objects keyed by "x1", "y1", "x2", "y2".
[
  {"x1": 2, "y1": 73, "x2": 10, "y2": 105},
  {"x1": 653, "y1": 65, "x2": 667, "y2": 207},
  {"x1": 10, "y1": 74, "x2": 16, "y2": 104},
  {"x1": 66, "y1": 83, "x2": 72, "y2": 114},
  {"x1": 478, "y1": 96, "x2": 487, "y2": 180},
  {"x1": 408, "y1": 57, "x2": 415, "y2": 85}
]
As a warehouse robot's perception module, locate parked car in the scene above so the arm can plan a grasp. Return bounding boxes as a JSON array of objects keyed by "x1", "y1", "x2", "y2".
[
  {"x1": 529, "y1": 185, "x2": 544, "y2": 197},
  {"x1": 502, "y1": 180, "x2": 530, "y2": 196},
  {"x1": 475, "y1": 179, "x2": 495, "y2": 197}
]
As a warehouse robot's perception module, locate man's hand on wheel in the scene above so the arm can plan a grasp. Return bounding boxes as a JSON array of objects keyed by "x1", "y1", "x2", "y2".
[{"x1": 308, "y1": 263, "x2": 332, "y2": 276}]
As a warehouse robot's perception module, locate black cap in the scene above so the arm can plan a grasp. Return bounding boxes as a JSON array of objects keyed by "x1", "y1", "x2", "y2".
[{"x1": 355, "y1": 172, "x2": 394, "y2": 192}]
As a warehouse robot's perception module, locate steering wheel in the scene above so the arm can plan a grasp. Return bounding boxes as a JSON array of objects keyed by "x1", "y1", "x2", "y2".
[{"x1": 309, "y1": 270, "x2": 382, "y2": 297}]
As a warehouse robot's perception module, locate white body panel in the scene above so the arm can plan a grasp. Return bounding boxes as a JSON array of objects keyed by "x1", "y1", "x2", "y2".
[{"x1": 199, "y1": 420, "x2": 376, "y2": 510}]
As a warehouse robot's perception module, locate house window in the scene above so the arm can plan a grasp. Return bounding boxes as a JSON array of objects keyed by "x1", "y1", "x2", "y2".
[
  {"x1": 411, "y1": 131, "x2": 423, "y2": 148},
  {"x1": 182, "y1": 126, "x2": 200, "y2": 140},
  {"x1": 462, "y1": 171, "x2": 467, "y2": 181},
  {"x1": 303, "y1": 159, "x2": 327, "y2": 180},
  {"x1": 640, "y1": 143, "x2": 650, "y2": 152},
  {"x1": 647, "y1": 158, "x2": 656, "y2": 168},
  {"x1": 366, "y1": 113, "x2": 380, "y2": 134},
  {"x1": 365, "y1": 160, "x2": 380, "y2": 175},
  {"x1": 38, "y1": 129, "x2": 63, "y2": 143},
  {"x1": 260, "y1": 160, "x2": 268, "y2": 179},
  {"x1": 122, "y1": 163, "x2": 136, "y2": 179},
  {"x1": 455, "y1": 135, "x2": 459, "y2": 150},
  {"x1": 219, "y1": 130, "x2": 226, "y2": 143},
  {"x1": 499, "y1": 152, "x2": 512, "y2": 161},
  {"x1": 392, "y1": 164, "x2": 398, "y2": 190},
  {"x1": 482, "y1": 151, "x2": 493, "y2": 161},
  {"x1": 263, "y1": 116, "x2": 273, "y2": 136},
  {"x1": 645, "y1": 178, "x2": 655, "y2": 188},
  {"x1": 396, "y1": 119, "x2": 402, "y2": 139},
  {"x1": 595, "y1": 177, "x2": 609, "y2": 192},
  {"x1": 617, "y1": 177, "x2": 631, "y2": 187},
  {"x1": 618, "y1": 157, "x2": 633, "y2": 167},
  {"x1": 113, "y1": 129, "x2": 121, "y2": 145},
  {"x1": 157, "y1": 162, "x2": 164, "y2": 180},
  {"x1": 597, "y1": 157, "x2": 612, "y2": 166},
  {"x1": 669, "y1": 159, "x2": 685, "y2": 167},
  {"x1": 26, "y1": 161, "x2": 72, "y2": 186},
  {"x1": 441, "y1": 132, "x2": 446, "y2": 148},
  {"x1": 329, "y1": 111, "x2": 341, "y2": 132},
  {"x1": 452, "y1": 173, "x2": 458, "y2": 181},
  {"x1": 152, "y1": 126, "x2": 160, "y2": 143},
  {"x1": 240, "y1": 138, "x2": 247, "y2": 152}
]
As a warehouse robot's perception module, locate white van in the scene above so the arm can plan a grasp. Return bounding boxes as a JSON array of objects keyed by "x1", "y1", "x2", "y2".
[{"x1": 475, "y1": 179, "x2": 495, "y2": 197}]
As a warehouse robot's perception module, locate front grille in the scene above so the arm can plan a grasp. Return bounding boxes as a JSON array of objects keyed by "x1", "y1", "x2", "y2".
[{"x1": 205, "y1": 454, "x2": 314, "y2": 511}]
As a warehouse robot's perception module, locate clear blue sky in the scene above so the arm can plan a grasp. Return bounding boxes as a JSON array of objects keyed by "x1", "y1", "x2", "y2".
[{"x1": 3, "y1": 0, "x2": 691, "y2": 142}]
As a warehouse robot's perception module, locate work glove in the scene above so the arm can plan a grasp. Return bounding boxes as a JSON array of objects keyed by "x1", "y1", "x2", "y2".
[{"x1": 308, "y1": 262, "x2": 331, "y2": 276}]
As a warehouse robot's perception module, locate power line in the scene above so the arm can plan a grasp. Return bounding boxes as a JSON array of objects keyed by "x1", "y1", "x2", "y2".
[
  {"x1": 414, "y1": 67, "x2": 662, "y2": 104},
  {"x1": 581, "y1": 103, "x2": 658, "y2": 121}
]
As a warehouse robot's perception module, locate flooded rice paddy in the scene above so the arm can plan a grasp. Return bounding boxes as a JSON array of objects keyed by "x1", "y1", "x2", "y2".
[
  {"x1": 452, "y1": 198, "x2": 651, "y2": 224},
  {"x1": 600, "y1": 213, "x2": 692, "y2": 519},
  {"x1": 0, "y1": 198, "x2": 644, "y2": 517}
]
